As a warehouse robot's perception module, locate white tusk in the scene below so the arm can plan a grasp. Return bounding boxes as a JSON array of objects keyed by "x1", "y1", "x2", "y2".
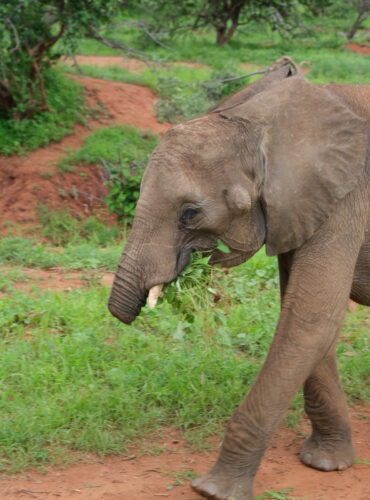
[{"x1": 147, "y1": 284, "x2": 164, "y2": 309}]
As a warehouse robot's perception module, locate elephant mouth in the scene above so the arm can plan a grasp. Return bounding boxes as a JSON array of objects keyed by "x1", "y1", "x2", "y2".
[{"x1": 209, "y1": 248, "x2": 257, "y2": 267}]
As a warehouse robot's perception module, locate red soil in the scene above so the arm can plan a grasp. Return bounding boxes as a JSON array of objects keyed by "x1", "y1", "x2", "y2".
[
  {"x1": 0, "y1": 75, "x2": 170, "y2": 231},
  {"x1": 346, "y1": 42, "x2": 370, "y2": 55},
  {"x1": 0, "y1": 407, "x2": 369, "y2": 500}
]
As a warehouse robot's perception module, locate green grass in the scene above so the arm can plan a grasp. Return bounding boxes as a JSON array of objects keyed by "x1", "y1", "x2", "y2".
[
  {"x1": 61, "y1": 63, "x2": 159, "y2": 90},
  {"x1": 75, "y1": 17, "x2": 369, "y2": 84},
  {"x1": 0, "y1": 237, "x2": 123, "y2": 270},
  {"x1": 37, "y1": 209, "x2": 123, "y2": 247},
  {"x1": 0, "y1": 246, "x2": 368, "y2": 471},
  {"x1": 58, "y1": 125, "x2": 158, "y2": 171},
  {"x1": 0, "y1": 69, "x2": 85, "y2": 155}
]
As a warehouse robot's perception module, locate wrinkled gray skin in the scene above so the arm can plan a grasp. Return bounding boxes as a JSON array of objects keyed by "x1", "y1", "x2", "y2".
[{"x1": 108, "y1": 59, "x2": 370, "y2": 500}]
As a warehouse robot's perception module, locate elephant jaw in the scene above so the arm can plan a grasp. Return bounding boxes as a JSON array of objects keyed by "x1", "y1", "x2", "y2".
[{"x1": 147, "y1": 284, "x2": 164, "y2": 309}]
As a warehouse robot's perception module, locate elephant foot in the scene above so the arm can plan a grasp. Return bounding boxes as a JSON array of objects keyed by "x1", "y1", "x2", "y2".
[
  {"x1": 191, "y1": 470, "x2": 253, "y2": 500},
  {"x1": 300, "y1": 434, "x2": 355, "y2": 471}
]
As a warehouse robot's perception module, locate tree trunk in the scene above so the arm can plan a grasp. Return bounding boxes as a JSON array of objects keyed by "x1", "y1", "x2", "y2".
[
  {"x1": 347, "y1": 11, "x2": 366, "y2": 39},
  {"x1": 215, "y1": 19, "x2": 239, "y2": 45},
  {"x1": 0, "y1": 82, "x2": 16, "y2": 113},
  {"x1": 347, "y1": 1, "x2": 370, "y2": 40}
]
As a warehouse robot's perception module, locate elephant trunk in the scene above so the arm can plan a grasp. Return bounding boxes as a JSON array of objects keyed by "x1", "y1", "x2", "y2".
[
  {"x1": 108, "y1": 214, "x2": 181, "y2": 324},
  {"x1": 108, "y1": 259, "x2": 148, "y2": 324}
]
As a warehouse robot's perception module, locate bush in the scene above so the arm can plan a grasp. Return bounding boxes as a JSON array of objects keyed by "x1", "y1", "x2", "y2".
[
  {"x1": 0, "y1": 69, "x2": 85, "y2": 154},
  {"x1": 155, "y1": 67, "x2": 255, "y2": 123},
  {"x1": 0, "y1": 0, "x2": 119, "y2": 118}
]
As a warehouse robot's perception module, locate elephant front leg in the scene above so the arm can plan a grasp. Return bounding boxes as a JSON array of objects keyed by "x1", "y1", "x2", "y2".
[
  {"x1": 300, "y1": 343, "x2": 354, "y2": 471},
  {"x1": 191, "y1": 407, "x2": 264, "y2": 499},
  {"x1": 192, "y1": 220, "x2": 364, "y2": 500}
]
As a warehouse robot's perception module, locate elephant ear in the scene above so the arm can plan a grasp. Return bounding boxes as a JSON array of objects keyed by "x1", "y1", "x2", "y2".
[
  {"x1": 220, "y1": 75, "x2": 368, "y2": 256},
  {"x1": 213, "y1": 56, "x2": 298, "y2": 113}
]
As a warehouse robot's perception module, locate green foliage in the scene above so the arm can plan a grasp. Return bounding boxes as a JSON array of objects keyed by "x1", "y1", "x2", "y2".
[
  {"x1": 161, "y1": 254, "x2": 218, "y2": 324},
  {"x1": 0, "y1": 0, "x2": 120, "y2": 117},
  {"x1": 59, "y1": 125, "x2": 159, "y2": 222},
  {"x1": 132, "y1": 0, "x2": 336, "y2": 46},
  {"x1": 155, "y1": 66, "x2": 251, "y2": 123},
  {"x1": 0, "y1": 69, "x2": 84, "y2": 154}
]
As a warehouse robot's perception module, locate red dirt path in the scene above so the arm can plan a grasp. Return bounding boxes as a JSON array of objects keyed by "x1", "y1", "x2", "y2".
[
  {"x1": 0, "y1": 75, "x2": 170, "y2": 231},
  {"x1": 346, "y1": 42, "x2": 370, "y2": 55},
  {"x1": 0, "y1": 407, "x2": 369, "y2": 500}
]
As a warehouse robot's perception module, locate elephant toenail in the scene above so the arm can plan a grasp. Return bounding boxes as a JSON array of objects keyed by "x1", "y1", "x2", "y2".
[
  {"x1": 303, "y1": 453, "x2": 312, "y2": 464},
  {"x1": 318, "y1": 458, "x2": 331, "y2": 471}
]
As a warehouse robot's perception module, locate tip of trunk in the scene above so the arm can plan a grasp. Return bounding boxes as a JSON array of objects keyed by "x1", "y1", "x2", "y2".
[{"x1": 108, "y1": 300, "x2": 137, "y2": 325}]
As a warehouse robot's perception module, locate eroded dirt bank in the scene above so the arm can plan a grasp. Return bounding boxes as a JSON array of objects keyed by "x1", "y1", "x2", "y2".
[{"x1": 0, "y1": 75, "x2": 170, "y2": 230}]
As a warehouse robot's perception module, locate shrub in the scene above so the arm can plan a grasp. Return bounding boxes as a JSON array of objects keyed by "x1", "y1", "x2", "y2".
[{"x1": 0, "y1": 69, "x2": 84, "y2": 154}]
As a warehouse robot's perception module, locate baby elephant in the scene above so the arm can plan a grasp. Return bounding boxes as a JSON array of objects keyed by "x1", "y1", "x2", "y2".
[{"x1": 109, "y1": 58, "x2": 370, "y2": 499}]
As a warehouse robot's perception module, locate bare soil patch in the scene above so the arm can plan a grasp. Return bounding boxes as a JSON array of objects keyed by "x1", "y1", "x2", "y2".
[
  {"x1": 346, "y1": 42, "x2": 370, "y2": 55},
  {"x1": 0, "y1": 407, "x2": 368, "y2": 500},
  {"x1": 0, "y1": 75, "x2": 170, "y2": 231},
  {"x1": 0, "y1": 267, "x2": 114, "y2": 294}
]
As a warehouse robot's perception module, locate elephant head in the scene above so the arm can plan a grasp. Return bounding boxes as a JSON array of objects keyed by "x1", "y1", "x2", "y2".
[{"x1": 108, "y1": 65, "x2": 367, "y2": 325}]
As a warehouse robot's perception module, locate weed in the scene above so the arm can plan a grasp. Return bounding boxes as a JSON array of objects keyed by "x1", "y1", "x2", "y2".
[
  {"x1": 165, "y1": 469, "x2": 197, "y2": 490},
  {"x1": 255, "y1": 489, "x2": 296, "y2": 499},
  {"x1": 355, "y1": 458, "x2": 370, "y2": 465}
]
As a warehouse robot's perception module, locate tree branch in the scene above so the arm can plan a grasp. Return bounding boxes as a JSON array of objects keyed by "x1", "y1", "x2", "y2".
[
  {"x1": 84, "y1": 25, "x2": 158, "y2": 61},
  {"x1": 5, "y1": 18, "x2": 21, "y2": 53}
]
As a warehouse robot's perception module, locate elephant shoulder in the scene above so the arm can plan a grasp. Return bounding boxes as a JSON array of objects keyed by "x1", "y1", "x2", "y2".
[{"x1": 322, "y1": 83, "x2": 370, "y2": 125}]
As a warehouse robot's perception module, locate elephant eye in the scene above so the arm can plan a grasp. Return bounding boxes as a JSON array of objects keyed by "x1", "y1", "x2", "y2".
[{"x1": 180, "y1": 207, "x2": 199, "y2": 226}]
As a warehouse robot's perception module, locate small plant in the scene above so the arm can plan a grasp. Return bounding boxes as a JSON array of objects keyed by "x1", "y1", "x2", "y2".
[
  {"x1": 104, "y1": 161, "x2": 144, "y2": 222},
  {"x1": 255, "y1": 488, "x2": 295, "y2": 499},
  {"x1": 58, "y1": 125, "x2": 158, "y2": 223}
]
